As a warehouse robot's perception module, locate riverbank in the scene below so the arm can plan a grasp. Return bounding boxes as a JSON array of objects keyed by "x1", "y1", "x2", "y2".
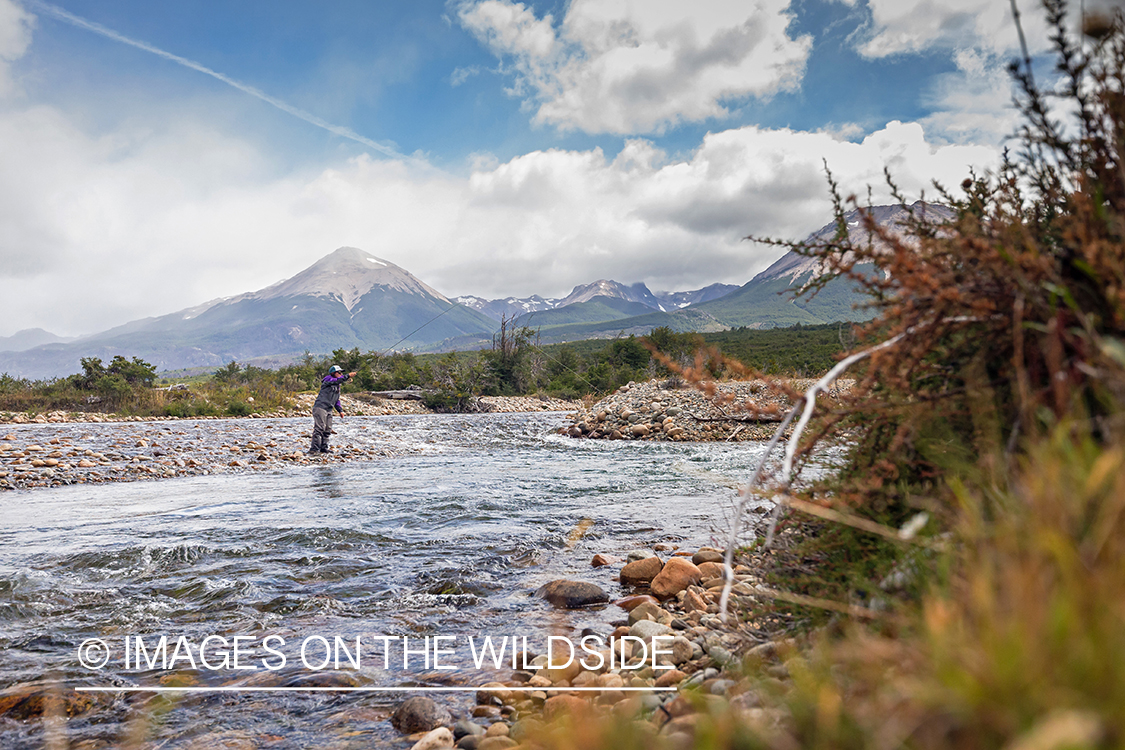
[
  {"x1": 561, "y1": 378, "x2": 852, "y2": 442},
  {"x1": 0, "y1": 393, "x2": 582, "y2": 425},
  {"x1": 0, "y1": 395, "x2": 583, "y2": 491},
  {"x1": 0, "y1": 418, "x2": 409, "y2": 491},
  {"x1": 384, "y1": 539, "x2": 794, "y2": 750}
]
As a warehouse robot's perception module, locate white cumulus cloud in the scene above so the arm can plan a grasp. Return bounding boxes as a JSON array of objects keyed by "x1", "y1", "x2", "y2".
[
  {"x1": 920, "y1": 48, "x2": 1023, "y2": 145},
  {"x1": 0, "y1": 94, "x2": 1001, "y2": 339},
  {"x1": 853, "y1": 0, "x2": 1051, "y2": 58},
  {"x1": 457, "y1": 0, "x2": 812, "y2": 134}
]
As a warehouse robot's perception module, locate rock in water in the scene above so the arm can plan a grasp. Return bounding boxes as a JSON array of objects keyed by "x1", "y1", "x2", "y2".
[
  {"x1": 536, "y1": 580, "x2": 610, "y2": 608},
  {"x1": 392, "y1": 696, "x2": 452, "y2": 734},
  {"x1": 410, "y1": 727, "x2": 455, "y2": 750},
  {"x1": 650, "y1": 557, "x2": 703, "y2": 599},
  {"x1": 619, "y1": 555, "x2": 664, "y2": 585},
  {"x1": 453, "y1": 720, "x2": 486, "y2": 739},
  {"x1": 0, "y1": 681, "x2": 101, "y2": 720}
]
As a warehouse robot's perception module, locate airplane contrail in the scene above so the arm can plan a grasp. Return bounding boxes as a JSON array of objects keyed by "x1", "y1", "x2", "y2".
[{"x1": 26, "y1": 0, "x2": 408, "y2": 161}]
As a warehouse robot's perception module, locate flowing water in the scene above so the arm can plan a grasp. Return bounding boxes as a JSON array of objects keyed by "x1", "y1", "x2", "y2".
[{"x1": 0, "y1": 412, "x2": 783, "y2": 748}]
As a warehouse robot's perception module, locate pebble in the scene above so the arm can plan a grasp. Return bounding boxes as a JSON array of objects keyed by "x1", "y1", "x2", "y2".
[
  {"x1": 590, "y1": 553, "x2": 619, "y2": 567},
  {"x1": 453, "y1": 720, "x2": 485, "y2": 739},
  {"x1": 616, "y1": 594, "x2": 660, "y2": 612},
  {"x1": 484, "y1": 723, "x2": 509, "y2": 737},
  {"x1": 655, "y1": 669, "x2": 687, "y2": 687},
  {"x1": 628, "y1": 601, "x2": 671, "y2": 625},
  {"x1": 630, "y1": 619, "x2": 673, "y2": 640},
  {"x1": 697, "y1": 561, "x2": 725, "y2": 579},
  {"x1": 692, "y1": 549, "x2": 724, "y2": 565}
]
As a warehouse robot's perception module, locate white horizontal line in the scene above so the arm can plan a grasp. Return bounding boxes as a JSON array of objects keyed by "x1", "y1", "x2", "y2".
[{"x1": 75, "y1": 686, "x2": 678, "y2": 693}]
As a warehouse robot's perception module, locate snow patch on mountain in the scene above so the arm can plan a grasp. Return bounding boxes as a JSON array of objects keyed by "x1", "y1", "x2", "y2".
[{"x1": 754, "y1": 201, "x2": 953, "y2": 284}]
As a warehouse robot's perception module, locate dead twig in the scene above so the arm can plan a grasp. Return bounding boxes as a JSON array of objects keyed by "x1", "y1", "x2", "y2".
[
  {"x1": 720, "y1": 316, "x2": 982, "y2": 623},
  {"x1": 746, "y1": 584, "x2": 890, "y2": 621},
  {"x1": 782, "y1": 495, "x2": 935, "y2": 547}
]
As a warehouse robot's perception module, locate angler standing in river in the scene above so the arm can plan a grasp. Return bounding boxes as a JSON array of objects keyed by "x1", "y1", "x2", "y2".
[{"x1": 309, "y1": 365, "x2": 356, "y2": 455}]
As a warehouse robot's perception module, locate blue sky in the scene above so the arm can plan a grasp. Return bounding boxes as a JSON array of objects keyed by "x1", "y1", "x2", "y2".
[
  {"x1": 0, "y1": 0, "x2": 1074, "y2": 336},
  {"x1": 21, "y1": 0, "x2": 960, "y2": 167}
]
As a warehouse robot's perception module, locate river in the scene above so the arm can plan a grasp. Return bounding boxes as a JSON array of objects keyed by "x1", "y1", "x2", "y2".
[{"x1": 0, "y1": 411, "x2": 776, "y2": 748}]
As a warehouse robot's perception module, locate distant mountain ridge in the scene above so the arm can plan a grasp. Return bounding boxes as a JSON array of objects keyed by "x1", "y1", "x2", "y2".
[
  {"x1": 655, "y1": 283, "x2": 740, "y2": 309},
  {"x1": 453, "y1": 294, "x2": 561, "y2": 321},
  {"x1": 511, "y1": 202, "x2": 953, "y2": 344},
  {"x1": 0, "y1": 328, "x2": 72, "y2": 353},
  {"x1": 556, "y1": 280, "x2": 664, "y2": 309},
  {"x1": 0, "y1": 248, "x2": 497, "y2": 378},
  {"x1": 0, "y1": 203, "x2": 947, "y2": 378},
  {"x1": 694, "y1": 201, "x2": 953, "y2": 329},
  {"x1": 458, "y1": 280, "x2": 739, "y2": 324}
]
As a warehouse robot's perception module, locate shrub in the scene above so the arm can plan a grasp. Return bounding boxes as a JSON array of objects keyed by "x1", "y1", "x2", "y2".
[
  {"x1": 225, "y1": 400, "x2": 252, "y2": 417},
  {"x1": 724, "y1": 4, "x2": 1125, "y2": 746}
]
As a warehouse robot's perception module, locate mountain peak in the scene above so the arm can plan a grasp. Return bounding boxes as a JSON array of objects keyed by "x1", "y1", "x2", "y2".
[
  {"x1": 256, "y1": 247, "x2": 449, "y2": 310},
  {"x1": 0, "y1": 327, "x2": 71, "y2": 352},
  {"x1": 558, "y1": 279, "x2": 662, "y2": 309},
  {"x1": 755, "y1": 202, "x2": 953, "y2": 284}
]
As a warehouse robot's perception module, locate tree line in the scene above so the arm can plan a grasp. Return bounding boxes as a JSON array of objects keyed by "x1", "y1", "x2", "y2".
[{"x1": 0, "y1": 323, "x2": 847, "y2": 416}]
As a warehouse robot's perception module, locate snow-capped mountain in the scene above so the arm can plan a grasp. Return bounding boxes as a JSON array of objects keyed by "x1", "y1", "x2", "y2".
[
  {"x1": 453, "y1": 294, "x2": 562, "y2": 322},
  {"x1": 0, "y1": 247, "x2": 496, "y2": 377},
  {"x1": 555, "y1": 280, "x2": 664, "y2": 310},
  {"x1": 654, "y1": 283, "x2": 739, "y2": 309},
  {"x1": 695, "y1": 201, "x2": 954, "y2": 327},
  {"x1": 456, "y1": 279, "x2": 737, "y2": 323}
]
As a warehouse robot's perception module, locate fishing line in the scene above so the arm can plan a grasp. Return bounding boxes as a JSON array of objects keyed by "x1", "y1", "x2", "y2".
[
  {"x1": 378, "y1": 302, "x2": 463, "y2": 355},
  {"x1": 509, "y1": 308, "x2": 614, "y2": 394}
]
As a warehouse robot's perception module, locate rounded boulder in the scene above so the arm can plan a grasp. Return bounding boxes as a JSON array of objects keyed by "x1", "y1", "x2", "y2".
[
  {"x1": 536, "y1": 580, "x2": 610, "y2": 609},
  {"x1": 619, "y1": 556, "x2": 663, "y2": 586},
  {"x1": 392, "y1": 696, "x2": 452, "y2": 734},
  {"x1": 649, "y1": 557, "x2": 703, "y2": 599}
]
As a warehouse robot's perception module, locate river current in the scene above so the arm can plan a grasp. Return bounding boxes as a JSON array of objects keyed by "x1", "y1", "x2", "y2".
[{"x1": 0, "y1": 411, "x2": 777, "y2": 748}]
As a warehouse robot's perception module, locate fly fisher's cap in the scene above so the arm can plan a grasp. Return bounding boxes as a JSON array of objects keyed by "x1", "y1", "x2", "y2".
[{"x1": 328, "y1": 365, "x2": 343, "y2": 375}]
